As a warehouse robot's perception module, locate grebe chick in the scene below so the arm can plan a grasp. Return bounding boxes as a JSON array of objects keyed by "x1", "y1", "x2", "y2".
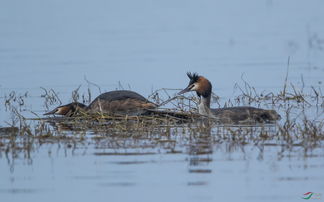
[
  {"x1": 178, "y1": 72, "x2": 281, "y2": 124},
  {"x1": 44, "y1": 90, "x2": 157, "y2": 117}
]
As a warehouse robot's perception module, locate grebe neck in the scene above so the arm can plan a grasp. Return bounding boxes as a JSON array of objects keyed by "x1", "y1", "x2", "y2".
[{"x1": 198, "y1": 94, "x2": 214, "y2": 117}]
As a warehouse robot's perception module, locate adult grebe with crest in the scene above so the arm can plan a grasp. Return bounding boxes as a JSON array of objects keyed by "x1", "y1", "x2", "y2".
[{"x1": 178, "y1": 72, "x2": 281, "y2": 124}]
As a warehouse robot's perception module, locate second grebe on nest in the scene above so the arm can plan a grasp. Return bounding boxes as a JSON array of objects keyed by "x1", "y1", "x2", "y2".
[
  {"x1": 178, "y1": 72, "x2": 281, "y2": 124},
  {"x1": 44, "y1": 90, "x2": 157, "y2": 117}
]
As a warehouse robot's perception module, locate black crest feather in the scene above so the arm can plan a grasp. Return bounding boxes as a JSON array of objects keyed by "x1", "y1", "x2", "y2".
[{"x1": 186, "y1": 72, "x2": 199, "y2": 85}]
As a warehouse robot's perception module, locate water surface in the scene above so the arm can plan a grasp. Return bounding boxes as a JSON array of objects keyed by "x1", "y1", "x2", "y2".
[{"x1": 0, "y1": 0, "x2": 324, "y2": 202}]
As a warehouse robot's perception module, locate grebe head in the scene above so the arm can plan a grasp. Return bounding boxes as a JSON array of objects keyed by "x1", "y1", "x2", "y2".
[
  {"x1": 178, "y1": 72, "x2": 212, "y2": 98},
  {"x1": 44, "y1": 102, "x2": 87, "y2": 117}
]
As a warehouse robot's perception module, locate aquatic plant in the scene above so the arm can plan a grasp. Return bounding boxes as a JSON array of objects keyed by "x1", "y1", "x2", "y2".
[{"x1": 0, "y1": 74, "x2": 323, "y2": 165}]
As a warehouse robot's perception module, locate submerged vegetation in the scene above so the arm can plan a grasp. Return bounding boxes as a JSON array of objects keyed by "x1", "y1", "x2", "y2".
[{"x1": 0, "y1": 75, "x2": 323, "y2": 166}]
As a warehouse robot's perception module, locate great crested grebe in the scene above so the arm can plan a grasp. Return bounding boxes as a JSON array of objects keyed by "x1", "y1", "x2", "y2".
[
  {"x1": 179, "y1": 72, "x2": 281, "y2": 124},
  {"x1": 44, "y1": 90, "x2": 157, "y2": 117}
]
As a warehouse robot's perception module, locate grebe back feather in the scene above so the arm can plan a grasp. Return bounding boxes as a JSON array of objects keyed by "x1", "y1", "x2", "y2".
[{"x1": 44, "y1": 90, "x2": 156, "y2": 116}]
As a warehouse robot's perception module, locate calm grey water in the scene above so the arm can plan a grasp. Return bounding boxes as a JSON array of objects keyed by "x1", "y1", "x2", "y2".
[{"x1": 0, "y1": 0, "x2": 324, "y2": 202}]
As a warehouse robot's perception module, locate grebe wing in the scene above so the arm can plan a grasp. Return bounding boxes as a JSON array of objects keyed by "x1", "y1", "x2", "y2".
[
  {"x1": 211, "y1": 106, "x2": 280, "y2": 123},
  {"x1": 90, "y1": 90, "x2": 149, "y2": 103}
]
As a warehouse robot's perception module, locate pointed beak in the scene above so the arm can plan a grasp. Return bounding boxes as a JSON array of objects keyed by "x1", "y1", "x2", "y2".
[
  {"x1": 178, "y1": 85, "x2": 192, "y2": 95},
  {"x1": 43, "y1": 108, "x2": 58, "y2": 115}
]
